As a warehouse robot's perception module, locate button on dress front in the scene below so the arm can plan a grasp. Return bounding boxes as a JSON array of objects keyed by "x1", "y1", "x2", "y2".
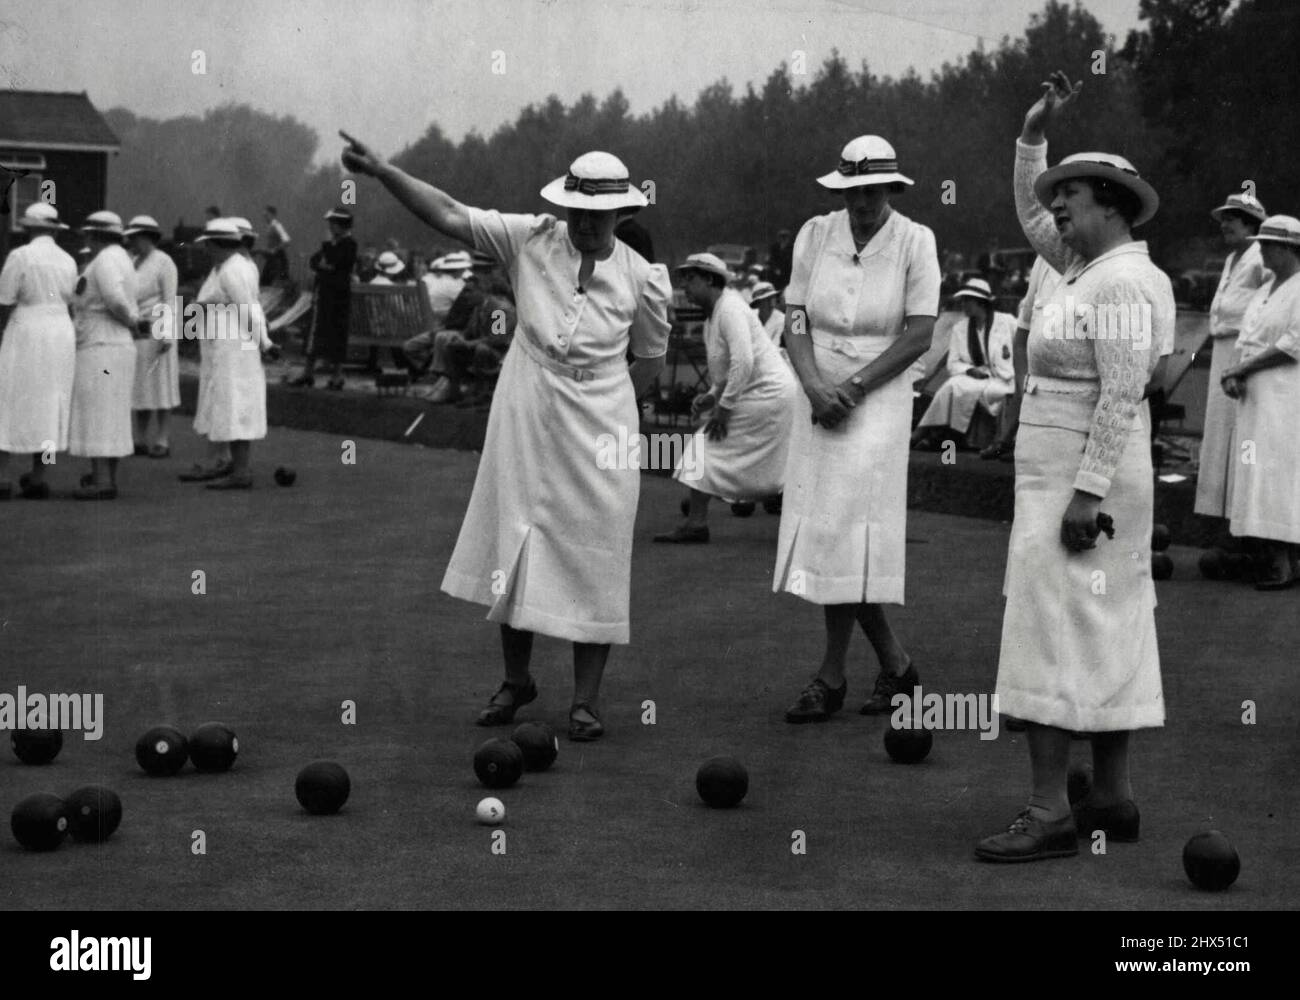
[{"x1": 440, "y1": 210, "x2": 671, "y2": 644}]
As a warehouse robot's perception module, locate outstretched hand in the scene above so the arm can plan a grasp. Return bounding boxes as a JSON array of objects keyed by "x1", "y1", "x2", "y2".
[
  {"x1": 1023, "y1": 71, "x2": 1081, "y2": 142},
  {"x1": 340, "y1": 130, "x2": 384, "y2": 177}
]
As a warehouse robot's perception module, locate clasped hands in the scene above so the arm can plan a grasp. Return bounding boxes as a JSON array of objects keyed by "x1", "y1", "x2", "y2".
[{"x1": 805, "y1": 376, "x2": 862, "y2": 429}]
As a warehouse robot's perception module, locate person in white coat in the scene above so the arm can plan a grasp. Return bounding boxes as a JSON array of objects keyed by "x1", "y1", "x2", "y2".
[
  {"x1": 1221, "y1": 215, "x2": 1300, "y2": 589},
  {"x1": 340, "y1": 133, "x2": 671, "y2": 742},
  {"x1": 977, "y1": 72, "x2": 1175, "y2": 864},
  {"x1": 126, "y1": 215, "x2": 180, "y2": 459},
  {"x1": 190, "y1": 218, "x2": 275, "y2": 489},
  {"x1": 750, "y1": 281, "x2": 786, "y2": 348},
  {"x1": 69, "y1": 211, "x2": 139, "y2": 500},
  {"x1": 774, "y1": 135, "x2": 940, "y2": 724},
  {"x1": 0, "y1": 203, "x2": 77, "y2": 501},
  {"x1": 654, "y1": 253, "x2": 796, "y2": 543},
  {"x1": 1196, "y1": 192, "x2": 1270, "y2": 519},
  {"x1": 913, "y1": 277, "x2": 1016, "y2": 448}
]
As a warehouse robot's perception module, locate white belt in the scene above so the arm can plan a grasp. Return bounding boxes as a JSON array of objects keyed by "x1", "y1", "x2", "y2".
[
  {"x1": 1024, "y1": 374, "x2": 1098, "y2": 397},
  {"x1": 516, "y1": 332, "x2": 623, "y2": 383}
]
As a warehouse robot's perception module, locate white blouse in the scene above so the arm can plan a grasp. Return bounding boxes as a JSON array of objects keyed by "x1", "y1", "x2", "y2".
[
  {"x1": 0, "y1": 234, "x2": 76, "y2": 311},
  {"x1": 704, "y1": 288, "x2": 785, "y2": 408},
  {"x1": 785, "y1": 208, "x2": 940, "y2": 337},
  {"x1": 1237, "y1": 273, "x2": 1300, "y2": 364}
]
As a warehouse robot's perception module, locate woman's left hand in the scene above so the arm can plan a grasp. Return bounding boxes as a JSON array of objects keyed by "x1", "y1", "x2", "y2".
[
  {"x1": 705, "y1": 406, "x2": 731, "y2": 442},
  {"x1": 1060, "y1": 491, "x2": 1104, "y2": 552}
]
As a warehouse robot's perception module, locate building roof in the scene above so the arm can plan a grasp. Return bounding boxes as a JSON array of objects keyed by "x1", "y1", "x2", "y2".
[{"x1": 0, "y1": 90, "x2": 120, "y2": 152}]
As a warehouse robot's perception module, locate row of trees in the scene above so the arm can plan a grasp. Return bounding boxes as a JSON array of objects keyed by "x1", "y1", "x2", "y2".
[{"x1": 104, "y1": 1, "x2": 1299, "y2": 274}]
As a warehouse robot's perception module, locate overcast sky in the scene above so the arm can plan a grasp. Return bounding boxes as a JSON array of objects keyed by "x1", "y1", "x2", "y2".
[{"x1": 1, "y1": 0, "x2": 1144, "y2": 162}]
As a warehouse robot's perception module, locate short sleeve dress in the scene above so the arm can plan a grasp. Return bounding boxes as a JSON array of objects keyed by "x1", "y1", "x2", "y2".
[
  {"x1": 772, "y1": 208, "x2": 940, "y2": 605},
  {"x1": 0, "y1": 234, "x2": 78, "y2": 453},
  {"x1": 192, "y1": 254, "x2": 268, "y2": 443},
  {"x1": 1228, "y1": 274, "x2": 1300, "y2": 544},
  {"x1": 131, "y1": 247, "x2": 181, "y2": 410},
  {"x1": 440, "y1": 210, "x2": 671, "y2": 644}
]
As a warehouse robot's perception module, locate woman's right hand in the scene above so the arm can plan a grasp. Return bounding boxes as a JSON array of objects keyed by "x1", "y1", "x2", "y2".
[
  {"x1": 339, "y1": 130, "x2": 385, "y2": 177},
  {"x1": 805, "y1": 377, "x2": 856, "y2": 429},
  {"x1": 1022, "y1": 71, "x2": 1081, "y2": 143}
]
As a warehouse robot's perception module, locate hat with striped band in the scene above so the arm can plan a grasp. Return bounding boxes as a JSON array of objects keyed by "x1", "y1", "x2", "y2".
[
  {"x1": 540, "y1": 151, "x2": 649, "y2": 211},
  {"x1": 1247, "y1": 215, "x2": 1300, "y2": 247},
  {"x1": 817, "y1": 136, "x2": 914, "y2": 190},
  {"x1": 1033, "y1": 152, "x2": 1159, "y2": 228}
]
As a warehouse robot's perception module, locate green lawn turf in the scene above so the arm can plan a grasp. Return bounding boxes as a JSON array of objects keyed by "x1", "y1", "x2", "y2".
[{"x1": 1, "y1": 423, "x2": 1296, "y2": 910}]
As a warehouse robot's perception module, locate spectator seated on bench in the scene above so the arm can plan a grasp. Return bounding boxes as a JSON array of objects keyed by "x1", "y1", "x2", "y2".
[
  {"x1": 408, "y1": 276, "x2": 516, "y2": 405},
  {"x1": 347, "y1": 278, "x2": 434, "y2": 379}
]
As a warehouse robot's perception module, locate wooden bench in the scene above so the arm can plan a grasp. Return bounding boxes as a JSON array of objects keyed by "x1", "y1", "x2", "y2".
[{"x1": 348, "y1": 282, "x2": 435, "y2": 348}]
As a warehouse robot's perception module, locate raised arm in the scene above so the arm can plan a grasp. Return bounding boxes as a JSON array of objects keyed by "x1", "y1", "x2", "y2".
[
  {"x1": 340, "y1": 131, "x2": 474, "y2": 246},
  {"x1": 1015, "y1": 72, "x2": 1082, "y2": 275}
]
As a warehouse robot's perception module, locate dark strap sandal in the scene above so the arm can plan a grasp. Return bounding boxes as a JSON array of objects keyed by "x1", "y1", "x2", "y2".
[{"x1": 476, "y1": 678, "x2": 538, "y2": 727}]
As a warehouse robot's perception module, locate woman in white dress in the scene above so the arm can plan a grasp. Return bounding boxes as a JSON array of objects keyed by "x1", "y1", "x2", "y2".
[
  {"x1": 774, "y1": 135, "x2": 940, "y2": 723},
  {"x1": 1196, "y1": 192, "x2": 1270, "y2": 519},
  {"x1": 340, "y1": 133, "x2": 671, "y2": 741},
  {"x1": 654, "y1": 252, "x2": 796, "y2": 543},
  {"x1": 913, "y1": 277, "x2": 1016, "y2": 448},
  {"x1": 69, "y1": 211, "x2": 139, "y2": 500},
  {"x1": 0, "y1": 204, "x2": 77, "y2": 501},
  {"x1": 191, "y1": 218, "x2": 274, "y2": 489},
  {"x1": 976, "y1": 73, "x2": 1176, "y2": 863},
  {"x1": 1222, "y1": 215, "x2": 1300, "y2": 589},
  {"x1": 126, "y1": 215, "x2": 180, "y2": 459}
]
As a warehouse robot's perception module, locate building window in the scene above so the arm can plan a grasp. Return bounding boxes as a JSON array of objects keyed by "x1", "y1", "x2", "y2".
[{"x1": 1, "y1": 152, "x2": 47, "y2": 232}]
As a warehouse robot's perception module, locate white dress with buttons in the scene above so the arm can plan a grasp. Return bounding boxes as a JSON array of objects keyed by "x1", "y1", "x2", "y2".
[
  {"x1": 131, "y1": 247, "x2": 181, "y2": 410},
  {"x1": 192, "y1": 254, "x2": 269, "y2": 442},
  {"x1": 440, "y1": 210, "x2": 671, "y2": 645},
  {"x1": 773, "y1": 208, "x2": 941, "y2": 605}
]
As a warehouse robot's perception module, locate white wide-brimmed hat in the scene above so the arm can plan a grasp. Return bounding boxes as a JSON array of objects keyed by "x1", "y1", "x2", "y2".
[
  {"x1": 18, "y1": 203, "x2": 69, "y2": 231},
  {"x1": 123, "y1": 214, "x2": 162, "y2": 237},
  {"x1": 749, "y1": 281, "x2": 780, "y2": 304},
  {"x1": 818, "y1": 136, "x2": 914, "y2": 190},
  {"x1": 195, "y1": 218, "x2": 243, "y2": 243},
  {"x1": 430, "y1": 251, "x2": 472, "y2": 274},
  {"x1": 1211, "y1": 192, "x2": 1267, "y2": 223},
  {"x1": 1033, "y1": 152, "x2": 1159, "y2": 228},
  {"x1": 674, "y1": 252, "x2": 731, "y2": 282},
  {"x1": 376, "y1": 250, "x2": 405, "y2": 275},
  {"x1": 231, "y1": 217, "x2": 257, "y2": 239},
  {"x1": 324, "y1": 207, "x2": 354, "y2": 225},
  {"x1": 540, "y1": 151, "x2": 648, "y2": 211},
  {"x1": 1248, "y1": 215, "x2": 1300, "y2": 248},
  {"x1": 82, "y1": 210, "x2": 124, "y2": 236},
  {"x1": 953, "y1": 277, "x2": 995, "y2": 302}
]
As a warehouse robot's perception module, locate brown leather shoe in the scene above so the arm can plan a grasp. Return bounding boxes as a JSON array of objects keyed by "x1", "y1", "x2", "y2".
[
  {"x1": 653, "y1": 523, "x2": 710, "y2": 544},
  {"x1": 568, "y1": 702, "x2": 605, "y2": 742},
  {"x1": 476, "y1": 678, "x2": 538, "y2": 727},
  {"x1": 975, "y1": 809, "x2": 1079, "y2": 862},
  {"x1": 784, "y1": 677, "x2": 847, "y2": 723}
]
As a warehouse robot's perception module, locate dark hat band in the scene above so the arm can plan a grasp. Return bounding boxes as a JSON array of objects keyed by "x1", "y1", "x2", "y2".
[
  {"x1": 838, "y1": 156, "x2": 899, "y2": 177},
  {"x1": 563, "y1": 173, "x2": 630, "y2": 196},
  {"x1": 1258, "y1": 224, "x2": 1297, "y2": 239}
]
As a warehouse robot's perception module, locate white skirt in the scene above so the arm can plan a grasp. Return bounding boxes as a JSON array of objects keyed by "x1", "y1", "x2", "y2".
[
  {"x1": 674, "y1": 366, "x2": 797, "y2": 499},
  {"x1": 773, "y1": 333, "x2": 911, "y2": 605},
  {"x1": 996, "y1": 399, "x2": 1164, "y2": 732},
  {"x1": 69, "y1": 342, "x2": 138, "y2": 458},
  {"x1": 195, "y1": 339, "x2": 267, "y2": 442},
  {"x1": 1194, "y1": 335, "x2": 1238, "y2": 518},
  {"x1": 0, "y1": 305, "x2": 76, "y2": 453},
  {"x1": 917, "y1": 373, "x2": 1013, "y2": 433},
  {"x1": 132, "y1": 337, "x2": 181, "y2": 410},
  {"x1": 1229, "y1": 363, "x2": 1300, "y2": 544},
  {"x1": 441, "y1": 338, "x2": 639, "y2": 645}
]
